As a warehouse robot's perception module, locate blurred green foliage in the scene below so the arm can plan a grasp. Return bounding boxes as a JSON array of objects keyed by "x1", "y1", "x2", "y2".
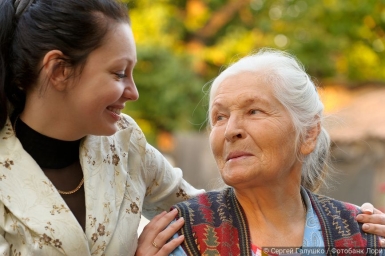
[{"x1": 123, "y1": 0, "x2": 385, "y2": 141}]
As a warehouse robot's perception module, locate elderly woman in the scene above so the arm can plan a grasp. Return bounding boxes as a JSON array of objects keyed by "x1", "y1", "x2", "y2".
[{"x1": 168, "y1": 49, "x2": 383, "y2": 255}]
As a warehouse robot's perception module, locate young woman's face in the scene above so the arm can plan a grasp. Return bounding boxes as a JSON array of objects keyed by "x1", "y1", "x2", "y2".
[{"x1": 66, "y1": 22, "x2": 138, "y2": 136}]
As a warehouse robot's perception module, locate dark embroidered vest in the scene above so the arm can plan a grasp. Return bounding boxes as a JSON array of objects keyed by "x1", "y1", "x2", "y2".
[{"x1": 172, "y1": 187, "x2": 381, "y2": 256}]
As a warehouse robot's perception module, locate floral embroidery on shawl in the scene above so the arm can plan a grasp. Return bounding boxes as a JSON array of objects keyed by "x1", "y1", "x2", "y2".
[
  {"x1": 0, "y1": 121, "x2": 15, "y2": 169},
  {"x1": 83, "y1": 147, "x2": 96, "y2": 166},
  {"x1": 8, "y1": 213, "x2": 27, "y2": 245},
  {"x1": 124, "y1": 190, "x2": 141, "y2": 215},
  {"x1": 89, "y1": 214, "x2": 111, "y2": 254},
  {"x1": 145, "y1": 178, "x2": 159, "y2": 196},
  {"x1": 1, "y1": 122, "x2": 13, "y2": 140},
  {"x1": 116, "y1": 116, "x2": 130, "y2": 130},
  {"x1": 130, "y1": 202, "x2": 139, "y2": 214},
  {"x1": 176, "y1": 187, "x2": 189, "y2": 200},
  {"x1": 50, "y1": 204, "x2": 70, "y2": 215},
  {"x1": 144, "y1": 147, "x2": 162, "y2": 197},
  {"x1": 87, "y1": 201, "x2": 115, "y2": 253},
  {"x1": 34, "y1": 222, "x2": 65, "y2": 252},
  {"x1": 110, "y1": 144, "x2": 120, "y2": 166},
  {"x1": 0, "y1": 159, "x2": 14, "y2": 170},
  {"x1": 9, "y1": 244, "x2": 22, "y2": 256}
]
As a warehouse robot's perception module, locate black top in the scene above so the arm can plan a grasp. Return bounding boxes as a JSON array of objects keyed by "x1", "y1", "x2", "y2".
[{"x1": 14, "y1": 118, "x2": 81, "y2": 169}]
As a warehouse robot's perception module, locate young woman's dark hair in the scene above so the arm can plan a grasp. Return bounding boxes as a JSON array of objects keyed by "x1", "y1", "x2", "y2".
[{"x1": 0, "y1": 0, "x2": 129, "y2": 129}]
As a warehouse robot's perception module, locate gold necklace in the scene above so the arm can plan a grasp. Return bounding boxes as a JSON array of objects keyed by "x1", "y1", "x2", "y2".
[
  {"x1": 57, "y1": 178, "x2": 84, "y2": 195},
  {"x1": 13, "y1": 116, "x2": 84, "y2": 195}
]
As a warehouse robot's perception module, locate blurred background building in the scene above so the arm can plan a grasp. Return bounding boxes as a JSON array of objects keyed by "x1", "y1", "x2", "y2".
[{"x1": 126, "y1": 0, "x2": 385, "y2": 232}]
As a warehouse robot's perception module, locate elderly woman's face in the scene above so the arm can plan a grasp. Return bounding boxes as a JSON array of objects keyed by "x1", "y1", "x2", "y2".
[{"x1": 209, "y1": 71, "x2": 302, "y2": 189}]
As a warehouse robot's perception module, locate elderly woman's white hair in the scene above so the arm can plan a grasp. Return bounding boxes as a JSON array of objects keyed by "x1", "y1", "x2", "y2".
[{"x1": 209, "y1": 49, "x2": 330, "y2": 192}]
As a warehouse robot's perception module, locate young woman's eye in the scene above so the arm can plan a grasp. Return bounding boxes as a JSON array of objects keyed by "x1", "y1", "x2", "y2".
[{"x1": 114, "y1": 72, "x2": 127, "y2": 79}]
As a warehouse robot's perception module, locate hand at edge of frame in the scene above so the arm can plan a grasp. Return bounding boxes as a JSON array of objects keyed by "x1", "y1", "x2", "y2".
[{"x1": 357, "y1": 202, "x2": 385, "y2": 247}]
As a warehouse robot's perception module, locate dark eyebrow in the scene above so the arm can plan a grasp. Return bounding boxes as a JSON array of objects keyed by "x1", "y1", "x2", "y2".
[{"x1": 112, "y1": 57, "x2": 137, "y2": 66}]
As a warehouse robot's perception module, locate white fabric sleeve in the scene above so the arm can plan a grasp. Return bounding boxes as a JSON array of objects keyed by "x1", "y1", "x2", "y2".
[
  {"x1": 141, "y1": 143, "x2": 204, "y2": 219},
  {"x1": 0, "y1": 204, "x2": 10, "y2": 254}
]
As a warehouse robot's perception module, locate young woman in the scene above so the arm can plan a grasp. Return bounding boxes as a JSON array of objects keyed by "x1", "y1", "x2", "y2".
[
  {"x1": 0, "y1": 0, "x2": 383, "y2": 255},
  {"x1": 0, "y1": 0, "x2": 203, "y2": 254}
]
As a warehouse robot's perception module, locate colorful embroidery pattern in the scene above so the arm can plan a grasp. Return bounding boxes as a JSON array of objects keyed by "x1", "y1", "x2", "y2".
[
  {"x1": 174, "y1": 188, "x2": 382, "y2": 256},
  {"x1": 174, "y1": 188, "x2": 249, "y2": 256}
]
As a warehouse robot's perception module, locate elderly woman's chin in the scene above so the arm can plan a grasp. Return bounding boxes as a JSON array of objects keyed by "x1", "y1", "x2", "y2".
[{"x1": 219, "y1": 166, "x2": 265, "y2": 189}]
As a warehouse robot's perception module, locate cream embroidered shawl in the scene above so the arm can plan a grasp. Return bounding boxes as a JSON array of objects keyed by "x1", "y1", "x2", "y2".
[{"x1": 0, "y1": 114, "x2": 203, "y2": 255}]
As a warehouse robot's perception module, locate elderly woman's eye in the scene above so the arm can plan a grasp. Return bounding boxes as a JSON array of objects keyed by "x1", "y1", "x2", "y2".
[
  {"x1": 250, "y1": 109, "x2": 259, "y2": 115},
  {"x1": 213, "y1": 113, "x2": 226, "y2": 122},
  {"x1": 216, "y1": 115, "x2": 224, "y2": 121}
]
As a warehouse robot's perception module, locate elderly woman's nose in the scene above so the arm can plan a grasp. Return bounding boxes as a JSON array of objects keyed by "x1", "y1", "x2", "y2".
[{"x1": 224, "y1": 116, "x2": 245, "y2": 141}]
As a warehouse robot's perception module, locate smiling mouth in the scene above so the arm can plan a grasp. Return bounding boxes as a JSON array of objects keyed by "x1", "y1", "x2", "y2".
[
  {"x1": 226, "y1": 153, "x2": 253, "y2": 162},
  {"x1": 107, "y1": 107, "x2": 121, "y2": 115},
  {"x1": 227, "y1": 155, "x2": 246, "y2": 161}
]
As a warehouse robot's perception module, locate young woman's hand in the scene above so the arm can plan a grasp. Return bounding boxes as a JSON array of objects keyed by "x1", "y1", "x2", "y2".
[
  {"x1": 135, "y1": 209, "x2": 184, "y2": 256},
  {"x1": 357, "y1": 202, "x2": 385, "y2": 246}
]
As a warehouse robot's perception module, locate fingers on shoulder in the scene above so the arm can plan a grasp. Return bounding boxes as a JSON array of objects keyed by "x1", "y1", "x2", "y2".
[
  {"x1": 363, "y1": 223, "x2": 385, "y2": 238},
  {"x1": 143, "y1": 209, "x2": 179, "y2": 232},
  {"x1": 360, "y1": 202, "x2": 374, "y2": 215},
  {"x1": 157, "y1": 235, "x2": 185, "y2": 256}
]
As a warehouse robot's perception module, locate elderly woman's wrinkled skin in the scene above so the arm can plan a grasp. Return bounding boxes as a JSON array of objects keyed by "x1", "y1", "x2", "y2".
[{"x1": 210, "y1": 71, "x2": 308, "y2": 190}]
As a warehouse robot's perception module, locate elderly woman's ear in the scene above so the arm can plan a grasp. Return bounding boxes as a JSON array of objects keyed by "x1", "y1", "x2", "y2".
[{"x1": 300, "y1": 122, "x2": 321, "y2": 155}]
